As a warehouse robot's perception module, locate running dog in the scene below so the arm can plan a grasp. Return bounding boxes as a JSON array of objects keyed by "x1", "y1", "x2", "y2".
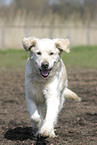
[{"x1": 22, "y1": 37, "x2": 81, "y2": 138}]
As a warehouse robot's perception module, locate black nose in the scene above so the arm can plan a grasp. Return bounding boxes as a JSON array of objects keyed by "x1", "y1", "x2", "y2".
[{"x1": 41, "y1": 63, "x2": 49, "y2": 69}]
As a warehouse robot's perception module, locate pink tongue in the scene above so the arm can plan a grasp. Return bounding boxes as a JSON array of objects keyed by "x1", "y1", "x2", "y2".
[{"x1": 42, "y1": 70, "x2": 49, "y2": 77}]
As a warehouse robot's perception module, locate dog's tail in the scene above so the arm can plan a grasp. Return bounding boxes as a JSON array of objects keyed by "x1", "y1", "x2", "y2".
[{"x1": 64, "y1": 88, "x2": 81, "y2": 101}]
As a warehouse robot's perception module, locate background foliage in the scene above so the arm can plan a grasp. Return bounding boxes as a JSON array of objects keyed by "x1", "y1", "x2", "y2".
[{"x1": 0, "y1": 0, "x2": 97, "y2": 24}]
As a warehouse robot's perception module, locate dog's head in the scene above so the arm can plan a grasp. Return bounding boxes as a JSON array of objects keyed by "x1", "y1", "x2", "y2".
[{"x1": 22, "y1": 37, "x2": 70, "y2": 78}]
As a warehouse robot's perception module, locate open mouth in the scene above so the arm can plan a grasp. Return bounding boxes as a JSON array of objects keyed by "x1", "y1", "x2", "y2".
[{"x1": 39, "y1": 68, "x2": 52, "y2": 78}]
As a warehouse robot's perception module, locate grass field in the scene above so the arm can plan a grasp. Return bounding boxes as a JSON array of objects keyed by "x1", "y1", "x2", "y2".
[
  {"x1": 0, "y1": 46, "x2": 97, "y2": 71},
  {"x1": 62, "y1": 45, "x2": 97, "y2": 69}
]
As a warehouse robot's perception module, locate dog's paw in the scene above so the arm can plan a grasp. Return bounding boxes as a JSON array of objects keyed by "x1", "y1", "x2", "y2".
[
  {"x1": 37, "y1": 124, "x2": 56, "y2": 138},
  {"x1": 30, "y1": 114, "x2": 41, "y2": 130}
]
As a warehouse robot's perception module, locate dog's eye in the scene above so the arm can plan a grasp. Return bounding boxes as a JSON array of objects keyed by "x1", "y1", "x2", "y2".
[
  {"x1": 50, "y1": 52, "x2": 54, "y2": 55},
  {"x1": 37, "y1": 52, "x2": 41, "y2": 55}
]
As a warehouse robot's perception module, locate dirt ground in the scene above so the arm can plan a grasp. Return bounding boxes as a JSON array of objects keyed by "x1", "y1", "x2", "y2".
[{"x1": 0, "y1": 68, "x2": 97, "y2": 145}]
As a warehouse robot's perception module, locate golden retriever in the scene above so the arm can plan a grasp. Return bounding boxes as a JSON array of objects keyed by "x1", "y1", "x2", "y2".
[{"x1": 22, "y1": 37, "x2": 81, "y2": 138}]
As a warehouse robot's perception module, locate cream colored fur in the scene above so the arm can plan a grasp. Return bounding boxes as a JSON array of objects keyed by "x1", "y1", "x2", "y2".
[{"x1": 22, "y1": 37, "x2": 81, "y2": 138}]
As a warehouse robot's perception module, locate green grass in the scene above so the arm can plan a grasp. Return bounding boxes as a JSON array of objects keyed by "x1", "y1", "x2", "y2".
[
  {"x1": 0, "y1": 49, "x2": 28, "y2": 71},
  {"x1": 62, "y1": 45, "x2": 97, "y2": 69},
  {"x1": 0, "y1": 46, "x2": 97, "y2": 71}
]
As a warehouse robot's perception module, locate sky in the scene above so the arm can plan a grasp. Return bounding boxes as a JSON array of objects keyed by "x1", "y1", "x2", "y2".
[
  {"x1": 0, "y1": 0, "x2": 84, "y2": 6},
  {"x1": 49, "y1": 0, "x2": 60, "y2": 5},
  {"x1": 0, "y1": 0, "x2": 59, "y2": 6},
  {"x1": 0, "y1": 0, "x2": 12, "y2": 5},
  {"x1": 6, "y1": 0, "x2": 12, "y2": 5}
]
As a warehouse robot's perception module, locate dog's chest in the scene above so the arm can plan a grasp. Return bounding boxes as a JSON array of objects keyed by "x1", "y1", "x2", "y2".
[{"x1": 31, "y1": 82, "x2": 45, "y2": 104}]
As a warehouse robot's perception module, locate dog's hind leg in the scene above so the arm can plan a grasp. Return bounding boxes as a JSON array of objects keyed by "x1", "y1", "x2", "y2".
[{"x1": 37, "y1": 104, "x2": 45, "y2": 127}]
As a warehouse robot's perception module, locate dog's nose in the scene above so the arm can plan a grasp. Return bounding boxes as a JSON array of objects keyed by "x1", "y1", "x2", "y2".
[{"x1": 41, "y1": 63, "x2": 49, "y2": 69}]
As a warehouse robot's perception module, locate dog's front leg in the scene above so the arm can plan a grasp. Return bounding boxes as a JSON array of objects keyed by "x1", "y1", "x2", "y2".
[
  {"x1": 38, "y1": 96, "x2": 59, "y2": 137},
  {"x1": 26, "y1": 97, "x2": 41, "y2": 131}
]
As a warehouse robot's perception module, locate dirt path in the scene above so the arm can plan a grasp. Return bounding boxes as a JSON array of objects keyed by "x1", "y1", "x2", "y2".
[{"x1": 0, "y1": 68, "x2": 97, "y2": 145}]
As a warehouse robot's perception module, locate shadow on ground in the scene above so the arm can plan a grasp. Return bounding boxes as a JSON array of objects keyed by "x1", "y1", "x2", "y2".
[{"x1": 4, "y1": 127, "x2": 48, "y2": 144}]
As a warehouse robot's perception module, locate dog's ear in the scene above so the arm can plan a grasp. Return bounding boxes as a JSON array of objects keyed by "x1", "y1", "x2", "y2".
[
  {"x1": 22, "y1": 37, "x2": 36, "y2": 52},
  {"x1": 54, "y1": 39, "x2": 70, "y2": 53}
]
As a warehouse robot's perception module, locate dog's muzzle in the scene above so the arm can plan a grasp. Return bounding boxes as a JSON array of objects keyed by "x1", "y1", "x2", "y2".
[{"x1": 39, "y1": 63, "x2": 52, "y2": 78}]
